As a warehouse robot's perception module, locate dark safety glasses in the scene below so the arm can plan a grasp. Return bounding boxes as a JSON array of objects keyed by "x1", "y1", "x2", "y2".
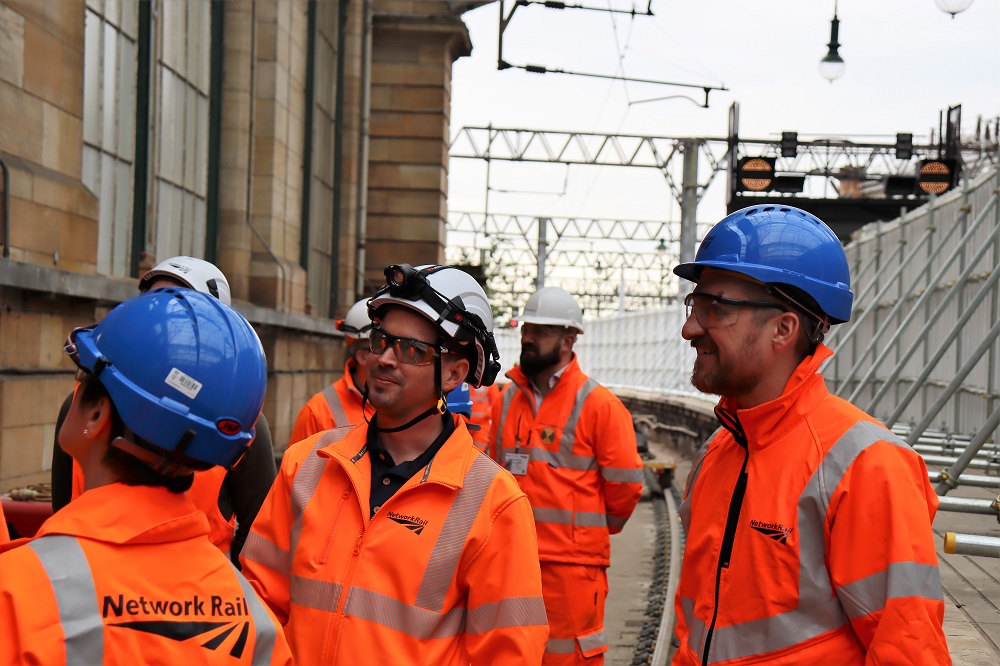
[
  {"x1": 684, "y1": 292, "x2": 787, "y2": 329},
  {"x1": 369, "y1": 327, "x2": 453, "y2": 365}
]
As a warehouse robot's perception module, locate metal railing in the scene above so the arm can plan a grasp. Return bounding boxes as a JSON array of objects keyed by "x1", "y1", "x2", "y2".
[
  {"x1": 492, "y1": 166, "x2": 1000, "y2": 562},
  {"x1": 828, "y1": 167, "x2": 1000, "y2": 437}
]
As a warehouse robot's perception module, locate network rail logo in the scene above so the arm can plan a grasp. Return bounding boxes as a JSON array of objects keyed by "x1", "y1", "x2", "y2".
[
  {"x1": 103, "y1": 593, "x2": 253, "y2": 657},
  {"x1": 749, "y1": 519, "x2": 793, "y2": 544},
  {"x1": 388, "y1": 511, "x2": 430, "y2": 535}
]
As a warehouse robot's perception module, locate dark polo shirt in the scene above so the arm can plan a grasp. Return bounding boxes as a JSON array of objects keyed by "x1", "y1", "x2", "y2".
[{"x1": 366, "y1": 413, "x2": 456, "y2": 518}]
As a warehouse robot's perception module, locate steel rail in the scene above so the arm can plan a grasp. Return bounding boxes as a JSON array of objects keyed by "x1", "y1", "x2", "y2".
[
  {"x1": 650, "y1": 487, "x2": 682, "y2": 666},
  {"x1": 944, "y1": 533, "x2": 1000, "y2": 558}
]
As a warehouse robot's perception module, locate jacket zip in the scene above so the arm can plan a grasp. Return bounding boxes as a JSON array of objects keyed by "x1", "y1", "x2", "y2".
[
  {"x1": 323, "y1": 451, "x2": 459, "y2": 660},
  {"x1": 702, "y1": 407, "x2": 750, "y2": 665}
]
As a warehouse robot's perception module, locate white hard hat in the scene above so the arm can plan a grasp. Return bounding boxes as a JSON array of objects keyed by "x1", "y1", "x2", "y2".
[
  {"x1": 138, "y1": 256, "x2": 232, "y2": 306},
  {"x1": 368, "y1": 264, "x2": 501, "y2": 387},
  {"x1": 519, "y1": 287, "x2": 584, "y2": 333},
  {"x1": 337, "y1": 299, "x2": 373, "y2": 342}
]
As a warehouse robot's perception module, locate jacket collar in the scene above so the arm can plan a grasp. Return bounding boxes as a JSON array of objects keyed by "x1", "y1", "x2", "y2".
[
  {"x1": 319, "y1": 414, "x2": 476, "y2": 490},
  {"x1": 31, "y1": 483, "x2": 209, "y2": 545},
  {"x1": 716, "y1": 344, "x2": 834, "y2": 452}
]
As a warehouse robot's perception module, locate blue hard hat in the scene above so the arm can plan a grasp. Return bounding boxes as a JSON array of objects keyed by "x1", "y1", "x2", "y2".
[
  {"x1": 67, "y1": 289, "x2": 267, "y2": 469},
  {"x1": 447, "y1": 382, "x2": 473, "y2": 418},
  {"x1": 674, "y1": 204, "x2": 853, "y2": 323}
]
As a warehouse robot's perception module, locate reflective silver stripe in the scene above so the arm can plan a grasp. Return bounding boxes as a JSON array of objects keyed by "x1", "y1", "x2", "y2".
[
  {"x1": 226, "y1": 558, "x2": 279, "y2": 665},
  {"x1": 290, "y1": 442, "x2": 327, "y2": 561},
  {"x1": 836, "y1": 561, "x2": 943, "y2": 619},
  {"x1": 706, "y1": 594, "x2": 846, "y2": 664},
  {"x1": 704, "y1": 421, "x2": 920, "y2": 664},
  {"x1": 509, "y1": 446, "x2": 597, "y2": 471},
  {"x1": 290, "y1": 575, "x2": 343, "y2": 612},
  {"x1": 546, "y1": 637, "x2": 577, "y2": 654},
  {"x1": 557, "y1": 378, "x2": 599, "y2": 456},
  {"x1": 321, "y1": 384, "x2": 350, "y2": 427},
  {"x1": 601, "y1": 466, "x2": 645, "y2": 483},
  {"x1": 466, "y1": 596, "x2": 548, "y2": 634},
  {"x1": 241, "y1": 530, "x2": 290, "y2": 576},
  {"x1": 416, "y1": 454, "x2": 500, "y2": 612},
  {"x1": 532, "y1": 507, "x2": 607, "y2": 528},
  {"x1": 345, "y1": 586, "x2": 466, "y2": 639},
  {"x1": 28, "y1": 536, "x2": 104, "y2": 665},
  {"x1": 495, "y1": 383, "x2": 519, "y2": 464},
  {"x1": 290, "y1": 431, "x2": 349, "y2": 561},
  {"x1": 578, "y1": 628, "x2": 608, "y2": 653},
  {"x1": 679, "y1": 431, "x2": 718, "y2": 533},
  {"x1": 607, "y1": 514, "x2": 628, "y2": 530},
  {"x1": 680, "y1": 595, "x2": 705, "y2": 657}
]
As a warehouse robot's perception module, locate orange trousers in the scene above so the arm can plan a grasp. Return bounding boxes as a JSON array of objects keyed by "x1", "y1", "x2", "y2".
[{"x1": 541, "y1": 562, "x2": 609, "y2": 665}]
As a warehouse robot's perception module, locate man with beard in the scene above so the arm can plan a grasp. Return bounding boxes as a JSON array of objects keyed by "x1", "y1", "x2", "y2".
[
  {"x1": 241, "y1": 264, "x2": 548, "y2": 664},
  {"x1": 670, "y1": 205, "x2": 948, "y2": 665},
  {"x1": 488, "y1": 286, "x2": 643, "y2": 665}
]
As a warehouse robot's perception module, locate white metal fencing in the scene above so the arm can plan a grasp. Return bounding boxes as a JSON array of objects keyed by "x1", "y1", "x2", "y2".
[
  {"x1": 828, "y1": 167, "x2": 1000, "y2": 437},
  {"x1": 494, "y1": 300, "x2": 699, "y2": 396},
  {"x1": 493, "y1": 165, "x2": 1000, "y2": 441}
]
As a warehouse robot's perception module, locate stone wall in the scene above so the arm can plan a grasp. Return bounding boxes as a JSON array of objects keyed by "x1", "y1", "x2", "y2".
[{"x1": 0, "y1": 0, "x2": 476, "y2": 489}]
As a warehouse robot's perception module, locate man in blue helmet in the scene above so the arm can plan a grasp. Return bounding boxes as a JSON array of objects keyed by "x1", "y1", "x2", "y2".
[
  {"x1": 670, "y1": 205, "x2": 948, "y2": 665},
  {"x1": 0, "y1": 289, "x2": 292, "y2": 665}
]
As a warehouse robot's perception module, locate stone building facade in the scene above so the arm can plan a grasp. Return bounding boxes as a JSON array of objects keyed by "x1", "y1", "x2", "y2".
[{"x1": 0, "y1": 0, "x2": 484, "y2": 489}]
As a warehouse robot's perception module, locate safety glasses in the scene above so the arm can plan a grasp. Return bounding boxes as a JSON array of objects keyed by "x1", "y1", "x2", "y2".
[
  {"x1": 684, "y1": 292, "x2": 787, "y2": 329},
  {"x1": 369, "y1": 327, "x2": 453, "y2": 365},
  {"x1": 63, "y1": 325, "x2": 96, "y2": 369}
]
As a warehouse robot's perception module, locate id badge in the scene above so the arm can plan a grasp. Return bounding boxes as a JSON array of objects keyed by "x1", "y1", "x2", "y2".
[{"x1": 505, "y1": 452, "x2": 529, "y2": 476}]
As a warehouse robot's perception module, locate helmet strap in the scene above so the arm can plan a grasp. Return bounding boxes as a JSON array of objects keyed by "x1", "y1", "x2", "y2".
[
  {"x1": 110, "y1": 436, "x2": 196, "y2": 478},
  {"x1": 768, "y1": 285, "x2": 831, "y2": 343},
  {"x1": 362, "y1": 350, "x2": 449, "y2": 434},
  {"x1": 372, "y1": 406, "x2": 442, "y2": 433}
]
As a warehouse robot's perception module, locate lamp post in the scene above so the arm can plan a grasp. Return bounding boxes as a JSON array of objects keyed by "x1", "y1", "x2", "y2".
[{"x1": 819, "y1": 2, "x2": 845, "y2": 82}]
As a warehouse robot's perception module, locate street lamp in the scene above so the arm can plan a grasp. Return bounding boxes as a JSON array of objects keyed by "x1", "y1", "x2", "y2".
[
  {"x1": 935, "y1": 0, "x2": 973, "y2": 18},
  {"x1": 819, "y1": 2, "x2": 845, "y2": 83}
]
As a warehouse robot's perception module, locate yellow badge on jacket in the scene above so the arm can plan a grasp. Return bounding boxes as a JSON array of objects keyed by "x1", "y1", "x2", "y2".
[{"x1": 540, "y1": 428, "x2": 556, "y2": 445}]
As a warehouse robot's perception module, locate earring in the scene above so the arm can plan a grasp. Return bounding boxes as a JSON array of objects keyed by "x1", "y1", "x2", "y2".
[{"x1": 83, "y1": 429, "x2": 89, "y2": 435}]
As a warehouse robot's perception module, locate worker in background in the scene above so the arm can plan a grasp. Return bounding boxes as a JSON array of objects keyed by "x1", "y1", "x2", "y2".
[
  {"x1": 489, "y1": 286, "x2": 644, "y2": 665},
  {"x1": 671, "y1": 205, "x2": 948, "y2": 665},
  {"x1": 468, "y1": 382, "x2": 502, "y2": 453},
  {"x1": 287, "y1": 298, "x2": 376, "y2": 446},
  {"x1": 0, "y1": 503, "x2": 7, "y2": 544},
  {"x1": 447, "y1": 381, "x2": 474, "y2": 420},
  {"x1": 50, "y1": 256, "x2": 277, "y2": 564},
  {"x1": 241, "y1": 264, "x2": 548, "y2": 664},
  {"x1": 0, "y1": 289, "x2": 292, "y2": 665}
]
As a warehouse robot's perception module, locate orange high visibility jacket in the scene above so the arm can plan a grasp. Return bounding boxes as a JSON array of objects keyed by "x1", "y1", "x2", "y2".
[
  {"x1": 72, "y1": 459, "x2": 235, "y2": 554},
  {"x1": 469, "y1": 383, "x2": 501, "y2": 452},
  {"x1": 240, "y1": 416, "x2": 549, "y2": 664},
  {"x1": 488, "y1": 356, "x2": 643, "y2": 566},
  {"x1": 672, "y1": 345, "x2": 950, "y2": 666},
  {"x1": 0, "y1": 483, "x2": 292, "y2": 666},
  {"x1": 288, "y1": 359, "x2": 373, "y2": 447}
]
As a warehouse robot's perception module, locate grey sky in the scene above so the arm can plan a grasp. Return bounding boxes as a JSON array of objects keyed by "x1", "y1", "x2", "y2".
[{"x1": 447, "y1": 0, "x2": 999, "y2": 228}]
